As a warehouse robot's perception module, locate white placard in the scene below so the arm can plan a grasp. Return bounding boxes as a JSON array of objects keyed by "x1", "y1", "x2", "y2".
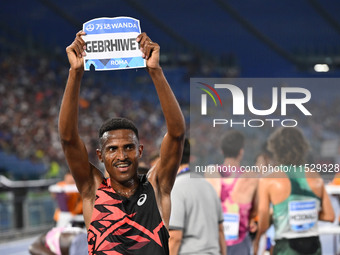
[{"x1": 82, "y1": 17, "x2": 146, "y2": 71}]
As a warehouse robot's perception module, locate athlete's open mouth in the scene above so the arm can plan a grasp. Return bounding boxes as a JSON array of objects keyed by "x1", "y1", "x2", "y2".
[
  {"x1": 114, "y1": 161, "x2": 132, "y2": 171},
  {"x1": 116, "y1": 163, "x2": 129, "y2": 168}
]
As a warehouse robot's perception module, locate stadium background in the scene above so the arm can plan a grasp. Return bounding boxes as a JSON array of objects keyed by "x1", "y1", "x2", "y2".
[{"x1": 1, "y1": 1, "x2": 340, "y2": 254}]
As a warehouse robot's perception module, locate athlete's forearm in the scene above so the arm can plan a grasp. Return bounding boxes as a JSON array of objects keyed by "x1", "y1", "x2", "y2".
[
  {"x1": 148, "y1": 67, "x2": 185, "y2": 139},
  {"x1": 254, "y1": 210, "x2": 269, "y2": 247}
]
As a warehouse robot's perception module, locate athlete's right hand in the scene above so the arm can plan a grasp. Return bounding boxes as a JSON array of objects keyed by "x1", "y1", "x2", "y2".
[{"x1": 66, "y1": 30, "x2": 86, "y2": 71}]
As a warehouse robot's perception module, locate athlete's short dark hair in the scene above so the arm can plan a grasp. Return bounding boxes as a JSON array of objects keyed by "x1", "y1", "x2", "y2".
[
  {"x1": 99, "y1": 117, "x2": 139, "y2": 140},
  {"x1": 221, "y1": 130, "x2": 245, "y2": 158}
]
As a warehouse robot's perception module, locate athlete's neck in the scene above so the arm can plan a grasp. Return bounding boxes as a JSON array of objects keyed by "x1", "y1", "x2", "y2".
[{"x1": 110, "y1": 176, "x2": 139, "y2": 198}]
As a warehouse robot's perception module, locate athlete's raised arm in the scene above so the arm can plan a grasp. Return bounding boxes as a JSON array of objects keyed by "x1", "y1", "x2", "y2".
[
  {"x1": 58, "y1": 31, "x2": 102, "y2": 200},
  {"x1": 137, "y1": 33, "x2": 186, "y2": 228}
]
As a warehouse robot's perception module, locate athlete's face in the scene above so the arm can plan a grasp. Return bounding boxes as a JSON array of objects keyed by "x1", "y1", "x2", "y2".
[{"x1": 97, "y1": 129, "x2": 143, "y2": 183}]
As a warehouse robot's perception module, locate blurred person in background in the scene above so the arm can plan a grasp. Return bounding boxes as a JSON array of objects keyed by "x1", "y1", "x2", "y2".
[
  {"x1": 169, "y1": 138, "x2": 226, "y2": 255},
  {"x1": 49, "y1": 171, "x2": 84, "y2": 228},
  {"x1": 206, "y1": 129, "x2": 258, "y2": 255},
  {"x1": 251, "y1": 144, "x2": 274, "y2": 255},
  {"x1": 253, "y1": 127, "x2": 335, "y2": 255},
  {"x1": 58, "y1": 31, "x2": 185, "y2": 254},
  {"x1": 29, "y1": 226, "x2": 87, "y2": 255}
]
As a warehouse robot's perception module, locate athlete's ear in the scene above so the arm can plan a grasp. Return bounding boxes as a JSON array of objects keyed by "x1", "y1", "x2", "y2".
[
  {"x1": 96, "y1": 149, "x2": 103, "y2": 162},
  {"x1": 138, "y1": 144, "x2": 144, "y2": 159}
]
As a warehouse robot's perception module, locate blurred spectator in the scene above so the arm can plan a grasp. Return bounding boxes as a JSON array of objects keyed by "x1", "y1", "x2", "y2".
[
  {"x1": 169, "y1": 139, "x2": 226, "y2": 255},
  {"x1": 49, "y1": 171, "x2": 84, "y2": 228},
  {"x1": 29, "y1": 226, "x2": 87, "y2": 255}
]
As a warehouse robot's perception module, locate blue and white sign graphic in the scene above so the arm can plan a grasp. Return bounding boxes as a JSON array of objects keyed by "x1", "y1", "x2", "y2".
[{"x1": 82, "y1": 17, "x2": 145, "y2": 71}]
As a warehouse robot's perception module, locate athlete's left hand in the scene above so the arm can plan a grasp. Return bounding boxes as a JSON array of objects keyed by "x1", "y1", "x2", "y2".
[{"x1": 137, "y1": 32, "x2": 160, "y2": 69}]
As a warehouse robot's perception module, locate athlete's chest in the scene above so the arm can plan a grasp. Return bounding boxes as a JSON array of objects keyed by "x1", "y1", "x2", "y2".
[{"x1": 94, "y1": 182, "x2": 152, "y2": 216}]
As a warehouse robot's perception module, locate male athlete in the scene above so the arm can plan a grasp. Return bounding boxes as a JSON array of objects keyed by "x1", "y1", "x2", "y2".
[
  {"x1": 253, "y1": 127, "x2": 335, "y2": 255},
  {"x1": 206, "y1": 129, "x2": 258, "y2": 255},
  {"x1": 58, "y1": 31, "x2": 185, "y2": 254}
]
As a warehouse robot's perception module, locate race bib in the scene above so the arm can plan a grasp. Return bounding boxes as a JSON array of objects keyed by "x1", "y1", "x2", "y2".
[
  {"x1": 289, "y1": 200, "x2": 318, "y2": 232},
  {"x1": 82, "y1": 17, "x2": 146, "y2": 71},
  {"x1": 223, "y1": 213, "x2": 240, "y2": 240}
]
